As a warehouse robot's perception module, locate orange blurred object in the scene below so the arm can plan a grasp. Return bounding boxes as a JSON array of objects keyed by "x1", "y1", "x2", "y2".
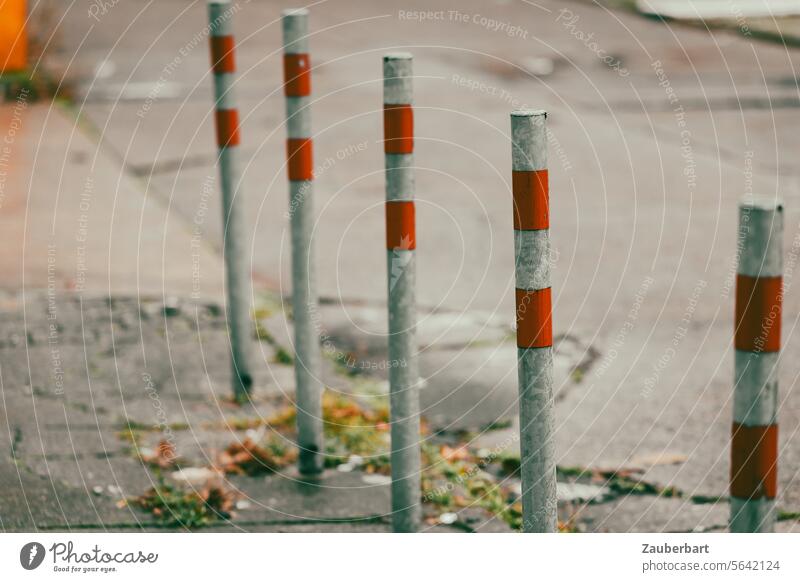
[{"x1": 0, "y1": 0, "x2": 27, "y2": 73}]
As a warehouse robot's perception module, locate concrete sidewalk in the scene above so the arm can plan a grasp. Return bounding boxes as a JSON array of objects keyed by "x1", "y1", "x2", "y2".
[
  {"x1": 0, "y1": 102, "x2": 735, "y2": 533},
  {"x1": 3, "y1": 0, "x2": 800, "y2": 532},
  {"x1": 0, "y1": 101, "x2": 361, "y2": 531},
  {"x1": 0, "y1": 101, "x2": 224, "y2": 299},
  {"x1": 0, "y1": 102, "x2": 502, "y2": 532},
  {"x1": 0, "y1": 291, "x2": 399, "y2": 532}
]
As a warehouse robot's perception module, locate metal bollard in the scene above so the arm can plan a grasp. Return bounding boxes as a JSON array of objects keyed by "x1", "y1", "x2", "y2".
[
  {"x1": 208, "y1": 0, "x2": 253, "y2": 401},
  {"x1": 510, "y1": 109, "x2": 557, "y2": 533},
  {"x1": 731, "y1": 197, "x2": 783, "y2": 532},
  {"x1": 282, "y1": 8, "x2": 323, "y2": 475},
  {"x1": 383, "y1": 52, "x2": 421, "y2": 532}
]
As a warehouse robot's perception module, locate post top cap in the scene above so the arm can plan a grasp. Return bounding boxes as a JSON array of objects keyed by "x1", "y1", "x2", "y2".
[
  {"x1": 740, "y1": 196, "x2": 784, "y2": 212},
  {"x1": 384, "y1": 52, "x2": 413, "y2": 61},
  {"x1": 282, "y1": 7, "x2": 309, "y2": 17},
  {"x1": 511, "y1": 109, "x2": 547, "y2": 118}
]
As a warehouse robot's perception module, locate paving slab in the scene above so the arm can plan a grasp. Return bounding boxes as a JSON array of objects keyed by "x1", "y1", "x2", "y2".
[
  {"x1": 0, "y1": 103, "x2": 225, "y2": 299},
  {"x1": 0, "y1": 458, "x2": 151, "y2": 532},
  {"x1": 575, "y1": 495, "x2": 729, "y2": 532}
]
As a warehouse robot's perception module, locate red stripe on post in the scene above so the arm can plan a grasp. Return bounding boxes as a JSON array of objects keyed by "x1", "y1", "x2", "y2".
[
  {"x1": 286, "y1": 138, "x2": 313, "y2": 181},
  {"x1": 283, "y1": 53, "x2": 311, "y2": 97},
  {"x1": 210, "y1": 35, "x2": 236, "y2": 74},
  {"x1": 385, "y1": 201, "x2": 416, "y2": 250},
  {"x1": 512, "y1": 170, "x2": 549, "y2": 231},
  {"x1": 383, "y1": 104, "x2": 413, "y2": 154},
  {"x1": 516, "y1": 288, "x2": 553, "y2": 348},
  {"x1": 735, "y1": 275, "x2": 782, "y2": 352},
  {"x1": 730, "y1": 422, "x2": 778, "y2": 499},
  {"x1": 215, "y1": 109, "x2": 240, "y2": 147}
]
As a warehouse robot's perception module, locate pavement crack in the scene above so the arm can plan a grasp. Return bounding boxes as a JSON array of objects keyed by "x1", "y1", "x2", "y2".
[
  {"x1": 10, "y1": 427, "x2": 22, "y2": 460},
  {"x1": 128, "y1": 152, "x2": 241, "y2": 178}
]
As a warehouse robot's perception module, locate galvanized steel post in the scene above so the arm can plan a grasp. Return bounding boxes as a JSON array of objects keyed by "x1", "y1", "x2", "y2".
[
  {"x1": 731, "y1": 197, "x2": 783, "y2": 532},
  {"x1": 283, "y1": 8, "x2": 323, "y2": 475},
  {"x1": 208, "y1": 0, "x2": 253, "y2": 400},
  {"x1": 511, "y1": 109, "x2": 557, "y2": 533},
  {"x1": 384, "y1": 52, "x2": 421, "y2": 532}
]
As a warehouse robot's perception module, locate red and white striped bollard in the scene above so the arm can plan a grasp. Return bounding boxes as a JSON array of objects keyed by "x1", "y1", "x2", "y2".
[
  {"x1": 731, "y1": 197, "x2": 783, "y2": 532},
  {"x1": 282, "y1": 8, "x2": 323, "y2": 475},
  {"x1": 511, "y1": 109, "x2": 557, "y2": 533},
  {"x1": 384, "y1": 52, "x2": 421, "y2": 532},
  {"x1": 208, "y1": 0, "x2": 253, "y2": 400}
]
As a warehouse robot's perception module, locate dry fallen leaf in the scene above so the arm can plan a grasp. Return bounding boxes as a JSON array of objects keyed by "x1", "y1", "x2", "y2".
[
  {"x1": 141, "y1": 439, "x2": 178, "y2": 468},
  {"x1": 440, "y1": 445, "x2": 470, "y2": 462},
  {"x1": 216, "y1": 437, "x2": 297, "y2": 475}
]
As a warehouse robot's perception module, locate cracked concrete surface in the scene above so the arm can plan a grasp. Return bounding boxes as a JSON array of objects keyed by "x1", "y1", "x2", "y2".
[{"x1": 2, "y1": 0, "x2": 800, "y2": 531}]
